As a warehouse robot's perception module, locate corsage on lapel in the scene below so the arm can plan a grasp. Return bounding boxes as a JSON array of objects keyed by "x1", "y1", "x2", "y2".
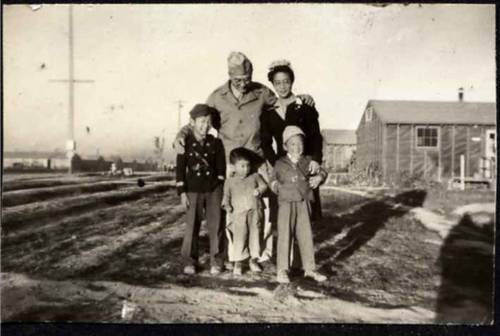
[{"x1": 294, "y1": 97, "x2": 303, "y2": 111}]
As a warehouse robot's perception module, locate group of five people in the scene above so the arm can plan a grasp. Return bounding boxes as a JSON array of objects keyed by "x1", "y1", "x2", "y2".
[{"x1": 174, "y1": 52, "x2": 327, "y2": 284}]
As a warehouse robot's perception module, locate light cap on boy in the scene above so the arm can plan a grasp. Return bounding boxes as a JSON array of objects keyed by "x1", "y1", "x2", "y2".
[{"x1": 283, "y1": 125, "x2": 305, "y2": 145}]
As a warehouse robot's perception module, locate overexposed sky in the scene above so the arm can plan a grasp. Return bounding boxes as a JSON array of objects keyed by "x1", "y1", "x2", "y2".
[{"x1": 3, "y1": 4, "x2": 496, "y2": 160}]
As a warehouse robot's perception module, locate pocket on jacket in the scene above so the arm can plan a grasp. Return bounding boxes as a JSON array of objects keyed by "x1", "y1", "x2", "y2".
[{"x1": 277, "y1": 184, "x2": 298, "y2": 200}]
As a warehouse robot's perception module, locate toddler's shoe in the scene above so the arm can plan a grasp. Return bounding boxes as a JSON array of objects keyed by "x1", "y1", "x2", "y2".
[
  {"x1": 233, "y1": 261, "x2": 243, "y2": 276},
  {"x1": 276, "y1": 270, "x2": 290, "y2": 284},
  {"x1": 224, "y1": 261, "x2": 234, "y2": 271},
  {"x1": 304, "y1": 270, "x2": 327, "y2": 282},
  {"x1": 249, "y1": 259, "x2": 262, "y2": 273},
  {"x1": 183, "y1": 265, "x2": 196, "y2": 275},
  {"x1": 210, "y1": 265, "x2": 222, "y2": 275}
]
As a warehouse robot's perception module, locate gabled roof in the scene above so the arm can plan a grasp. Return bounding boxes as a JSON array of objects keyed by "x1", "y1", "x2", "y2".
[
  {"x1": 3, "y1": 151, "x2": 66, "y2": 159},
  {"x1": 368, "y1": 100, "x2": 496, "y2": 125},
  {"x1": 322, "y1": 129, "x2": 357, "y2": 145}
]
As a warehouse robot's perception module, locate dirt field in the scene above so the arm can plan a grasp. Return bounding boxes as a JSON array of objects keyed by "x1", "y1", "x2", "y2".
[{"x1": 1, "y1": 173, "x2": 495, "y2": 323}]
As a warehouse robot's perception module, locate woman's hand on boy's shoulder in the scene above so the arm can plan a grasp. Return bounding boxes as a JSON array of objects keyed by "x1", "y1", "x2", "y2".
[
  {"x1": 296, "y1": 94, "x2": 315, "y2": 107},
  {"x1": 309, "y1": 175, "x2": 323, "y2": 190},
  {"x1": 308, "y1": 160, "x2": 320, "y2": 175}
]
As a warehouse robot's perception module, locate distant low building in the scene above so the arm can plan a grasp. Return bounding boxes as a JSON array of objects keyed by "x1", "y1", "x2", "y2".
[
  {"x1": 4, "y1": 151, "x2": 160, "y2": 173},
  {"x1": 3, "y1": 151, "x2": 68, "y2": 169},
  {"x1": 322, "y1": 129, "x2": 356, "y2": 172},
  {"x1": 356, "y1": 96, "x2": 496, "y2": 181}
]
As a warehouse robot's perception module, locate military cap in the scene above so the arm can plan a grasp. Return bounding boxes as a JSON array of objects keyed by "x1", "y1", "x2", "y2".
[{"x1": 228, "y1": 51, "x2": 253, "y2": 77}]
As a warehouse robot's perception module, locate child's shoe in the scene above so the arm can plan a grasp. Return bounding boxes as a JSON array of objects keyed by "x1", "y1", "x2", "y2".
[
  {"x1": 183, "y1": 265, "x2": 196, "y2": 275},
  {"x1": 304, "y1": 270, "x2": 327, "y2": 282},
  {"x1": 210, "y1": 265, "x2": 222, "y2": 275},
  {"x1": 224, "y1": 261, "x2": 234, "y2": 271},
  {"x1": 233, "y1": 261, "x2": 243, "y2": 276},
  {"x1": 276, "y1": 270, "x2": 290, "y2": 284},
  {"x1": 249, "y1": 258, "x2": 262, "y2": 273}
]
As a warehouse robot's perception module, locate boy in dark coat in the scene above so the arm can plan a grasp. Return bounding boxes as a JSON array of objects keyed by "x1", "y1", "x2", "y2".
[
  {"x1": 269, "y1": 126, "x2": 328, "y2": 284},
  {"x1": 176, "y1": 104, "x2": 226, "y2": 275}
]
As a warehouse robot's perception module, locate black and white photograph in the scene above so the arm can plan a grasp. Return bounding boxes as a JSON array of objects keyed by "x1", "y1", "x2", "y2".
[{"x1": 1, "y1": 3, "x2": 496, "y2": 324}]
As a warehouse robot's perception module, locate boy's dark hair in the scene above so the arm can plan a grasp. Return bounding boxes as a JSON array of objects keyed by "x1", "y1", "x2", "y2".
[{"x1": 229, "y1": 147, "x2": 253, "y2": 165}]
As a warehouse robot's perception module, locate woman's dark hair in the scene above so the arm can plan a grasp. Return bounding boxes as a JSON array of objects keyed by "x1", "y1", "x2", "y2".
[{"x1": 267, "y1": 65, "x2": 295, "y2": 84}]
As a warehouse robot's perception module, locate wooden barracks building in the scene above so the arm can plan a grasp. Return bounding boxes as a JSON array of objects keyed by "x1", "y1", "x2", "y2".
[
  {"x1": 322, "y1": 129, "x2": 356, "y2": 172},
  {"x1": 356, "y1": 92, "x2": 496, "y2": 182}
]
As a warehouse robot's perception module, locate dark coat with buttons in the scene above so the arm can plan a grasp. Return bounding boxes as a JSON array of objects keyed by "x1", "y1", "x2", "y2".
[
  {"x1": 261, "y1": 101, "x2": 323, "y2": 166},
  {"x1": 176, "y1": 133, "x2": 226, "y2": 195},
  {"x1": 270, "y1": 155, "x2": 327, "y2": 203}
]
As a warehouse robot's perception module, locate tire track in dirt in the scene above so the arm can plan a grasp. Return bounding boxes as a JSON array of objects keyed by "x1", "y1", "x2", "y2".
[
  {"x1": 80, "y1": 204, "x2": 189, "y2": 284},
  {"x1": 1, "y1": 191, "x2": 176, "y2": 252},
  {"x1": 2, "y1": 173, "x2": 168, "y2": 192},
  {"x1": 1, "y1": 192, "x2": 182, "y2": 277},
  {"x1": 1, "y1": 184, "x2": 175, "y2": 232},
  {"x1": 3, "y1": 180, "x2": 82, "y2": 192},
  {"x1": 52, "y1": 204, "x2": 186, "y2": 279},
  {"x1": 2, "y1": 181, "x2": 128, "y2": 207}
]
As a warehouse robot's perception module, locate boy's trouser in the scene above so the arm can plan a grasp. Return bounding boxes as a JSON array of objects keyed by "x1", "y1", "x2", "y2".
[
  {"x1": 231, "y1": 209, "x2": 263, "y2": 262},
  {"x1": 181, "y1": 186, "x2": 224, "y2": 267},
  {"x1": 277, "y1": 200, "x2": 315, "y2": 272},
  {"x1": 225, "y1": 161, "x2": 275, "y2": 262}
]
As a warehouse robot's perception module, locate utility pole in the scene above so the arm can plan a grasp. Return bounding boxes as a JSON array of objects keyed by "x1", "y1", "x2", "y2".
[
  {"x1": 174, "y1": 100, "x2": 185, "y2": 131},
  {"x1": 50, "y1": 5, "x2": 94, "y2": 175}
]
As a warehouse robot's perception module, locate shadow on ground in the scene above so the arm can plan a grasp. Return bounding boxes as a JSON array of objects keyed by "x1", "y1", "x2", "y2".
[
  {"x1": 314, "y1": 189, "x2": 427, "y2": 273},
  {"x1": 72, "y1": 190, "x2": 428, "y2": 297},
  {"x1": 3, "y1": 188, "x2": 440, "y2": 322},
  {"x1": 435, "y1": 211, "x2": 494, "y2": 324}
]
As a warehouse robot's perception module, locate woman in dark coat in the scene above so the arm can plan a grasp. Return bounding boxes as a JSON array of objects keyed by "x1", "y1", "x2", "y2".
[{"x1": 260, "y1": 59, "x2": 324, "y2": 220}]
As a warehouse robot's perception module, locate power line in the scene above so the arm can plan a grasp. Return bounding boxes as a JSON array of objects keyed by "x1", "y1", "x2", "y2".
[
  {"x1": 174, "y1": 100, "x2": 185, "y2": 131},
  {"x1": 50, "y1": 5, "x2": 95, "y2": 174}
]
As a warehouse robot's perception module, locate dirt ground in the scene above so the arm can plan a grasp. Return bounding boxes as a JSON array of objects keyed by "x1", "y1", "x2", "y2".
[{"x1": 1, "y1": 173, "x2": 495, "y2": 323}]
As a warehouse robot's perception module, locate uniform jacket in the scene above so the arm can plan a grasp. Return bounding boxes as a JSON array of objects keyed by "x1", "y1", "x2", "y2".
[
  {"x1": 270, "y1": 155, "x2": 327, "y2": 203},
  {"x1": 222, "y1": 173, "x2": 268, "y2": 214},
  {"x1": 176, "y1": 133, "x2": 226, "y2": 195},
  {"x1": 261, "y1": 99, "x2": 323, "y2": 166},
  {"x1": 205, "y1": 81, "x2": 277, "y2": 159}
]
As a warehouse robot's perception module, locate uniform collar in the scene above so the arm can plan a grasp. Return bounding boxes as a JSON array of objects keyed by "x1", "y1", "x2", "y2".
[
  {"x1": 220, "y1": 81, "x2": 258, "y2": 107},
  {"x1": 189, "y1": 132, "x2": 212, "y2": 145},
  {"x1": 219, "y1": 81, "x2": 232, "y2": 96}
]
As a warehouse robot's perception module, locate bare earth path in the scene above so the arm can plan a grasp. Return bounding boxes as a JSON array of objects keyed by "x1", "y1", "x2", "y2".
[{"x1": 1, "y1": 174, "x2": 494, "y2": 323}]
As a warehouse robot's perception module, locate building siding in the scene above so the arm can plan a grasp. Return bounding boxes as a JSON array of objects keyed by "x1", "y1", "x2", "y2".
[
  {"x1": 356, "y1": 105, "x2": 383, "y2": 173},
  {"x1": 399, "y1": 125, "x2": 412, "y2": 173},
  {"x1": 356, "y1": 101, "x2": 495, "y2": 182},
  {"x1": 441, "y1": 126, "x2": 453, "y2": 178}
]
